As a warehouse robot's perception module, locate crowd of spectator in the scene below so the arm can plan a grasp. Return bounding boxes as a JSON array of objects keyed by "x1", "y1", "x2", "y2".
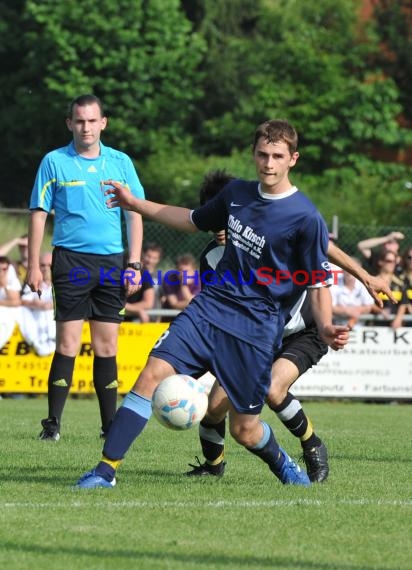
[
  {"x1": 0, "y1": 234, "x2": 205, "y2": 358},
  {"x1": 124, "y1": 242, "x2": 164, "y2": 323},
  {"x1": 0, "y1": 234, "x2": 29, "y2": 283},
  {"x1": 331, "y1": 257, "x2": 375, "y2": 328},
  {"x1": 124, "y1": 246, "x2": 202, "y2": 324},
  {"x1": 330, "y1": 231, "x2": 411, "y2": 329},
  {"x1": 0, "y1": 237, "x2": 56, "y2": 355},
  {"x1": 20, "y1": 252, "x2": 55, "y2": 356},
  {"x1": 160, "y1": 253, "x2": 201, "y2": 322},
  {"x1": 0, "y1": 229, "x2": 411, "y2": 360}
]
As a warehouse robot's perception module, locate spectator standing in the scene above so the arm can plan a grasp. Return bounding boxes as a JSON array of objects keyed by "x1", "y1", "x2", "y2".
[
  {"x1": 161, "y1": 253, "x2": 201, "y2": 321},
  {"x1": 18, "y1": 252, "x2": 56, "y2": 356},
  {"x1": 372, "y1": 250, "x2": 406, "y2": 325},
  {"x1": 27, "y1": 94, "x2": 145, "y2": 441},
  {"x1": 391, "y1": 246, "x2": 412, "y2": 329},
  {"x1": 331, "y1": 260, "x2": 375, "y2": 327},
  {"x1": 21, "y1": 252, "x2": 53, "y2": 309},
  {"x1": 141, "y1": 242, "x2": 163, "y2": 322},
  {"x1": 0, "y1": 256, "x2": 21, "y2": 308},
  {"x1": 124, "y1": 280, "x2": 155, "y2": 323},
  {"x1": 357, "y1": 231, "x2": 404, "y2": 275},
  {"x1": 0, "y1": 256, "x2": 21, "y2": 349},
  {"x1": 0, "y1": 234, "x2": 29, "y2": 284}
]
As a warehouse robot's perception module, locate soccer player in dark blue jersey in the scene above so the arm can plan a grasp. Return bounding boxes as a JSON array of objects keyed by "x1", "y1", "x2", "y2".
[
  {"x1": 188, "y1": 170, "x2": 330, "y2": 481},
  {"x1": 186, "y1": 170, "x2": 396, "y2": 482},
  {"x1": 27, "y1": 94, "x2": 145, "y2": 441},
  {"x1": 76, "y1": 119, "x2": 349, "y2": 489}
]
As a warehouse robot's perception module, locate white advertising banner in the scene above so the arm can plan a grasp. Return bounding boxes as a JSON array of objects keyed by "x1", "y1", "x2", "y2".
[{"x1": 293, "y1": 326, "x2": 412, "y2": 400}]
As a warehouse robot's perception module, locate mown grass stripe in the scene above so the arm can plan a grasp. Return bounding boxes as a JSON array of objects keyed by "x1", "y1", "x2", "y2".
[{"x1": 2, "y1": 498, "x2": 411, "y2": 508}]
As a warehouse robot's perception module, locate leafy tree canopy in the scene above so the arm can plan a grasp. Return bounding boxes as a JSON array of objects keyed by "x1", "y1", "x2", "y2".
[
  {"x1": 0, "y1": 0, "x2": 205, "y2": 205},
  {"x1": 0, "y1": 0, "x2": 410, "y2": 229}
]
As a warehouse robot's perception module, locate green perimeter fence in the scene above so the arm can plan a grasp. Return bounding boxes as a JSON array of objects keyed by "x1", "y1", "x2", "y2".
[
  {"x1": 144, "y1": 221, "x2": 412, "y2": 269},
  {"x1": 1, "y1": 210, "x2": 412, "y2": 269}
]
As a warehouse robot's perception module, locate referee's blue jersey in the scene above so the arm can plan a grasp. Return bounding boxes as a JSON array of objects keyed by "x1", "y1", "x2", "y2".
[{"x1": 29, "y1": 142, "x2": 145, "y2": 255}]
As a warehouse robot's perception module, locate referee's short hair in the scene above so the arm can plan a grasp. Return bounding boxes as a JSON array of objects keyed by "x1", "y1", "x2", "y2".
[{"x1": 67, "y1": 94, "x2": 105, "y2": 118}]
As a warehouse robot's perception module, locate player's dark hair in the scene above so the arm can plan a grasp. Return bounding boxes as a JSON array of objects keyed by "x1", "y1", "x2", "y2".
[
  {"x1": 199, "y1": 170, "x2": 235, "y2": 205},
  {"x1": 0, "y1": 256, "x2": 11, "y2": 266},
  {"x1": 252, "y1": 119, "x2": 298, "y2": 154},
  {"x1": 67, "y1": 94, "x2": 105, "y2": 119}
]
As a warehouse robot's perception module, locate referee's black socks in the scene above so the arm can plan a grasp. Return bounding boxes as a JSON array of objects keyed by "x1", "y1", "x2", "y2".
[
  {"x1": 47, "y1": 352, "x2": 76, "y2": 423},
  {"x1": 93, "y1": 355, "x2": 119, "y2": 435}
]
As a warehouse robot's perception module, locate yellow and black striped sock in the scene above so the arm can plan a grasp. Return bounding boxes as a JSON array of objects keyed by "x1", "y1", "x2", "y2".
[
  {"x1": 199, "y1": 418, "x2": 226, "y2": 464},
  {"x1": 270, "y1": 392, "x2": 321, "y2": 449}
]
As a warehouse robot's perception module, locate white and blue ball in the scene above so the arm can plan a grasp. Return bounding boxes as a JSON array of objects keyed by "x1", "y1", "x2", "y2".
[{"x1": 151, "y1": 374, "x2": 208, "y2": 430}]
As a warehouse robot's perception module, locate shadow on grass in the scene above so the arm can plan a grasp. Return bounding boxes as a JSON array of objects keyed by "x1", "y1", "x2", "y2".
[
  {"x1": 0, "y1": 465, "x2": 211, "y2": 486},
  {"x1": 0, "y1": 540, "x2": 397, "y2": 570},
  {"x1": 332, "y1": 453, "x2": 412, "y2": 464}
]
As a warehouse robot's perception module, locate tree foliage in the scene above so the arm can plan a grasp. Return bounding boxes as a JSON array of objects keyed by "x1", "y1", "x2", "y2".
[
  {"x1": 0, "y1": 0, "x2": 411, "y2": 229},
  {"x1": 194, "y1": 0, "x2": 404, "y2": 168},
  {"x1": 371, "y1": 0, "x2": 412, "y2": 126},
  {"x1": 0, "y1": 0, "x2": 204, "y2": 205}
]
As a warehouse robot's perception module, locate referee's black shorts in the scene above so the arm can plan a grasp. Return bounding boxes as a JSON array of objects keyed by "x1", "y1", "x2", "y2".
[
  {"x1": 279, "y1": 326, "x2": 329, "y2": 377},
  {"x1": 51, "y1": 247, "x2": 126, "y2": 323}
]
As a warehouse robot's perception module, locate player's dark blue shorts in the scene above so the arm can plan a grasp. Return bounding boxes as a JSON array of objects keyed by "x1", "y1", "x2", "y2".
[
  {"x1": 280, "y1": 326, "x2": 328, "y2": 376},
  {"x1": 52, "y1": 247, "x2": 126, "y2": 322},
  {"x1": 150, "y1": 310, "x2": 273, "y2": 414}
]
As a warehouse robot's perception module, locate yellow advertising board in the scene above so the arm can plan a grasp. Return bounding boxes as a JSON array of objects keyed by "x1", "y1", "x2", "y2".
[{"x1": 0, "y1": 323, "x2": 169, "y2": 394}]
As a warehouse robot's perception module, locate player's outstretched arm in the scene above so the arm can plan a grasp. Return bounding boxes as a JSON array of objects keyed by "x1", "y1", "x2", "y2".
[
  {"x1": 105, "y1": 179, "x2": 198, "y2": 233},
  {"x1": 359, "y1": 273, "x2": 397, "y2": 307},
  {"x1": 328, "y1": 242, "x2": 397, "y2": 307}
]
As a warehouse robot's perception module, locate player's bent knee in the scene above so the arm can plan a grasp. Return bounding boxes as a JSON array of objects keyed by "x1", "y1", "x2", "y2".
[
  {"x1": 133, "y1": 368, "x2": 165, "y2": 398},
  {"x1": 229, "y1": 423, "x2": 258, "y2": 448},
  {"x1": 205, "y1": 402, "x2": 228, "y2": 423},
  {"x1": 266, "y1": 388, "x2": 288, "y2": 408},
  {"x1": 134, "y1": 357, "x2": 177, "y2": 397}
]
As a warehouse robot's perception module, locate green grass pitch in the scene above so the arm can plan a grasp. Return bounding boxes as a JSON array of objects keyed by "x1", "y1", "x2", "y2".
[{"x1": 0, "y1": 397, "x2": 411, "y2": 570}]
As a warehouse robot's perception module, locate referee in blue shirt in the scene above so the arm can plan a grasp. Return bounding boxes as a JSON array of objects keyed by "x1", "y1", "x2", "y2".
[{"x1": 27, "y1": 94, "x2": 145, "y2": 441}]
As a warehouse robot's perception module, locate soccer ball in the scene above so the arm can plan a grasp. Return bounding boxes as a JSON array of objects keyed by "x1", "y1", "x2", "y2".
[{"x1": 151, "y1": 374, "x2": 208, "y2": 430}]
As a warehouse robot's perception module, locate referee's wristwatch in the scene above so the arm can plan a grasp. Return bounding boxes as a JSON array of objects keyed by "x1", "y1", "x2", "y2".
[{"x1": 127, "y1": 261, "x2": 143, "y2": 271}]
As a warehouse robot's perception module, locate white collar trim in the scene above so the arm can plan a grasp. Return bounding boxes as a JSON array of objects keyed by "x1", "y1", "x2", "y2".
[{"x1": 258, "y1": 184, "x2": 298, "y2": 200}]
